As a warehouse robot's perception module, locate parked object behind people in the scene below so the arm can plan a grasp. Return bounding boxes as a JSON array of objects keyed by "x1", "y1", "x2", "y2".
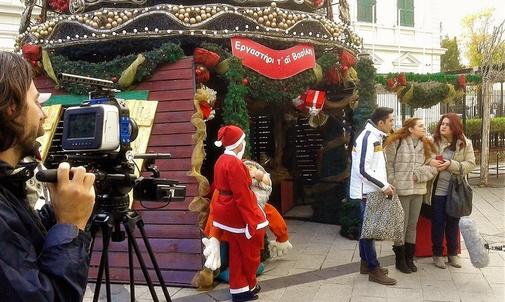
[
  {"x1": 384, "y1": 118, "x2": 438, "y2": 273},
  {"x1": 350, "y1": 107, "x2": 397, "y2": 286},
  {"x1": 428, "y1": 113, "x2": 476, "y2": 269}
]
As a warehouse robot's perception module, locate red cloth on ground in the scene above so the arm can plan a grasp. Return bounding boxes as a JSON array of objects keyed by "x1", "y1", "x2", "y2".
[{"x1": 415, "y1": 215, "x2": 461, "y2": 257}]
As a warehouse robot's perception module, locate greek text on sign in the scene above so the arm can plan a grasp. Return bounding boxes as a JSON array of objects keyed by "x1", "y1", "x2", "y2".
[{"x1": 231, "y1": 37, "x2": 316, "y2": 79}]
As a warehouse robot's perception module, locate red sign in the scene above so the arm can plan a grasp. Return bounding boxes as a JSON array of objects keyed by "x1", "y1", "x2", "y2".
[{"x1": 231, "y1": 37, "x2": 316, "y2": 80}]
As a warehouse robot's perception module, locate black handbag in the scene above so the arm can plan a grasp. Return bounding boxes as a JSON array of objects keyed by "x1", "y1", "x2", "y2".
[{"x1": 446, "y1": 164, "x2": 473, "y2": 217}]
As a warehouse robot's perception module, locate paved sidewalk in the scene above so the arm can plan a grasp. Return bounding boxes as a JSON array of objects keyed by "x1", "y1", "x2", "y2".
[{"x1": 85, "y1": 186, "x2": 505, "y2": 302}]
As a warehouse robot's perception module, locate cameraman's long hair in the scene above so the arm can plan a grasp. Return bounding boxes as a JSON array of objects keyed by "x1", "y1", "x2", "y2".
[
  {"x1": 0, "y1": 52, "x2": 33, "y2": 152},
  {"x1": 384, "y1": 117, "x2": 436, "y2": 160}
]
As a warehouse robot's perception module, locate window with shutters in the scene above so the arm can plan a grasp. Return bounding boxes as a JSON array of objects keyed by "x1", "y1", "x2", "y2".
[
  {"x1": 397, "y1": 0, "x2": 414, "y2": 27},
  {"x1": 357, "y1": 0, "x2": 376, "y2": 23}
]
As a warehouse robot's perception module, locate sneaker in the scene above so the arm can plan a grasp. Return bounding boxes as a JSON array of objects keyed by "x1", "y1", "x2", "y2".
[
  {"x1": 360, "y1": 260, "x2": 389, "y2": 275},
  {"x1": 448, "y1": 255, "x2": 462, "y2": 268},
  {"x1": 368, "y1": 268, "x2": 397, "y2": 285},
  {"x1": 433, "y1": 256, "x2": 447, "y2": 269}
]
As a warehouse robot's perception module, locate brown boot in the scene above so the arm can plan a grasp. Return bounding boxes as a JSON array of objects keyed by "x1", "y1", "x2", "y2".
[
  {"x1": 368, "y1": 267, "x2": 397, "y2": 285},
  {"x1": 360, "y1": 260, "x2": 389, "y2": 275}
]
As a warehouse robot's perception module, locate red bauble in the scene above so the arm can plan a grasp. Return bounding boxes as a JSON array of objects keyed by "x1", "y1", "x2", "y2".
[
  {"x1": 340, "y1": 50, "x2": 357, "y2": 68},
  {"x1": 397, "y1": 73, "x2": 407, "y2": 86},
  {"x1": 386, "y1": 78, "x2": 396, "y2": 90},
  {"x1": 22, "y1": 44, "x2": 41, "y2": 63},
  {"x1": 242, "y1": 78, "x2": 249, "y2": 86},
  {"x1": 325, "y1": 65, "x2": 342, "y2": 85},
  {"x1": 194, "y1": 48, "x2": 220, "y2": 68},
  {"x1": 195, "y1": 65, "x2": 210, "y2": 83},
  {"x1": 457, "y1": 74, "x2": 466, "y2": 89}
]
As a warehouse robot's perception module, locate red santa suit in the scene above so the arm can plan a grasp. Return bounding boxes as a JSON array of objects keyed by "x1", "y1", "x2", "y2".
[{"x1": 212, "y1": 125, "x2": 268, "y2": 298}]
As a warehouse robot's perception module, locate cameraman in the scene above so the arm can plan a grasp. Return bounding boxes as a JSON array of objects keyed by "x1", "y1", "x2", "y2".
[{"x1": 0, "y1": 51, "x2": 96, "y2": 301}]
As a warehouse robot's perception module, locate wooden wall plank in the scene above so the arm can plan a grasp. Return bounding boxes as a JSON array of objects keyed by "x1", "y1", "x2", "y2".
[
  {"x1": 90, "y1": 252, "x2": 202, "y2": 270},
  {"x1": 92, "y1": 238, "x2": 201, "y2": 254},
  {"x1": 136, "y1": 79, "x2": 194, "y2": 92},
  {"x1": 88, "y1": 267, "x2": 198, "y2": 287},
  {"x1": 151, "y1": 122, "x2": 195, "y2": 135}
]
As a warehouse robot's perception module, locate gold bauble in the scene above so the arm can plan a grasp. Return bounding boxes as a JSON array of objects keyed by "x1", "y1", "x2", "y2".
[
  {"x1": 184, "y1": 12, "x2": 189, "y2": 18},
  {"x1": 107, "y1": 12, "x2": 114, "y2": 17},
  {"x1": 106, "y1": 23, "x2": 112, "y2": 29},
  {"x1": 271, "y1": 2, "x2": 277, "y2": 8},
  {"x1": 258, "y1": 17, "x2": 264, "y2": 23},
  {"x1": 112, "y1": 21, "x2": 118, "y2": 27},
  {"x1": 253, "y1": 13, "x2": 258, "y2": 18},
  {"x1": 196, "y1": 16, "x2": 202, "y2": 22},
  {"x1": 184, "y1": 17, "x2": 190, "y2": 23},
  {"x1": 271, "y1": 22, "x2": 277, "y2": 27},
  {"x1": 211, "y1": 9, "x2": 216, "y2": 14},
  {"x1": 268, "y1": 14, "x2": 273, "y2": 20},
  {"x1": 190, "y1": 18, "x2": 196, "y2": 24},
  {"x1": 265, "y1": 21, "x2": 271, "y2": 26}
]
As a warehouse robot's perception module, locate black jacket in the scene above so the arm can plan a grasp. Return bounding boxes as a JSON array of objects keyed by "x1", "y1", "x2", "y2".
[{"x1": 0, "y1": 160, "x2": 91, "y2": 302}]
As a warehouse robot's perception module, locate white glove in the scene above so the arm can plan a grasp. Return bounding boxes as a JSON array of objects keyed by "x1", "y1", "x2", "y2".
[
  {"x1": 202, "y1": 237, "x2": 221, "y2": 270},
  {"x1": 268, "y1": 240, "x2": 293, "y2": 257}
]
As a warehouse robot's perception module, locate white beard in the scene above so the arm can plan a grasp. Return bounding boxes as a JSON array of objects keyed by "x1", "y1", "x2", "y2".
[{"x1": 236, "y1": 141, "x2": 246, "y2": 160}]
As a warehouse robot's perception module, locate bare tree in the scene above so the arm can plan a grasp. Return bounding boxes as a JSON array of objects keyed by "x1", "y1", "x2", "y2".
[{"x1": 479, "y1": 20, "x2": 505, "y2": 186}]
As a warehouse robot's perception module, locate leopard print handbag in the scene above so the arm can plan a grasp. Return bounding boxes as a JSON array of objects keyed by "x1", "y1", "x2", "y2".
[{"x1": 360, "y1": 191, "x2": 404, "y2": 242}]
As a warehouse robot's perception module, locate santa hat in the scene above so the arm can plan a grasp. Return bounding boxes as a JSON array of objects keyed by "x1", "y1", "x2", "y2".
[{"x1": 214, "y1": 125, "x2": 245, "y2": 150}]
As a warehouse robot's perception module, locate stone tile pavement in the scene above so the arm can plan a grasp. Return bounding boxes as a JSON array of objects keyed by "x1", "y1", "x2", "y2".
[{"x1": 85, "y1": 186, "x2": 505, "y2": 302}]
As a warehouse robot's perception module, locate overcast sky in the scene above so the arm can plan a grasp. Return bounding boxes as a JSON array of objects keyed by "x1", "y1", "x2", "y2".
[{"x1": 440, "y1": 0, "x2": 505, "y2": 38}]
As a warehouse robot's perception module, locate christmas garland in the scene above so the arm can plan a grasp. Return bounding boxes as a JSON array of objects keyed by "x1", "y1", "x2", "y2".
[
  {"x1": 49, "y1": 42, "x2": 184, "y2": 95},
  {"x1": 375, "y1": 72, "x2": 481, "y2": 86},
  {"x1": 246, "y1": 69, "x2": 316, "y2": 104},
  {"x1": 353, "y1": 57, "x2": 377, "y2": 133},
  {"x1": 222, "y1": 57, "x2": 251, "y2": 153}
]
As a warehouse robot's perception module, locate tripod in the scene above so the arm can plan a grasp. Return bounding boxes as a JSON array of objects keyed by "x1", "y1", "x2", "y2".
[{"x1": 89, "y1": 208, "x2": 172, "y2": 302}]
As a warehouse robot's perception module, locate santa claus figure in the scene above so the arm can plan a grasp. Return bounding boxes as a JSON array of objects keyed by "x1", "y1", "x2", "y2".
[{"x1": 205, "y1": 125, "x2": 268, "y2": 302}]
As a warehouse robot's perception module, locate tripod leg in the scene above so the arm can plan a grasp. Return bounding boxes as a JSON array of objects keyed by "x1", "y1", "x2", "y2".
[
  {"x1": 137, "y1": 220, "x2": 172, "y2": 302},
  {"x1": 128, "y1": 235, "x2": 135, "y2": 301},
  {"x1": 105, "y1": 250, "x2": 112, "y2": 302},
  {"x1": 93, "y1": 224, "x2": 112, "y2": 302},
  {"x1": 123, "y1": 222, "x2": 159, "y2": 302}
]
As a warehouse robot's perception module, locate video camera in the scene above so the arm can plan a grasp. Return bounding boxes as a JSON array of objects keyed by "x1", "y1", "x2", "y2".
[{"x1": 37, "y1": 73, "x2": 186, "y2": 213}]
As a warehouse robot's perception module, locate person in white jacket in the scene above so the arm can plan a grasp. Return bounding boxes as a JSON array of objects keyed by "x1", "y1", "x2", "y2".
[{"x1": 350, "y1": 107, "x2": 396, "y2": 285}]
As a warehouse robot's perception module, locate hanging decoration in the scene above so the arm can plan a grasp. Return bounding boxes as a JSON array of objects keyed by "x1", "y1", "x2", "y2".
[
  {"x1": 231, "y1": 37, "x2": 316, "y2": 80},
  {"x1": 194, "y1": 86, "x2": 217, "y2": 121},
  {"x1": 47, "y1": 42, "x2": 184, "y2": 95},
  {"x1": 383, "y1": 72, "x2": 467, "y2": 109},
  {"x1": 22, "y1": 44, "x2": 41, "y2": 67},
  {"x1": 303, "y1": 89, "x2": 326, "y2": 116}
]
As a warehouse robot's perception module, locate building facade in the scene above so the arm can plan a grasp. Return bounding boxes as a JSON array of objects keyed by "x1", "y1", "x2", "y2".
[
  {"x1": 0, "y1": 0, "x2": 23, "y2": 51},
  {"x1": 342, "y1": 0, "x2": 446, "y2": 73}
]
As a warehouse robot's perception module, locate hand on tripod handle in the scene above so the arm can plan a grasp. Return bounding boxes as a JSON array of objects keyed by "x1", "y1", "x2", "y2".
[{"x1": 46, "y1": 162, "x2": 96, "y2": 231}]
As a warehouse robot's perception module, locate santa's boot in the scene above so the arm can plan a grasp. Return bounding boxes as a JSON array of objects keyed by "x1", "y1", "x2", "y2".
[{"x1": 231, "y1": 291, "x2": 258, "y2": 302}]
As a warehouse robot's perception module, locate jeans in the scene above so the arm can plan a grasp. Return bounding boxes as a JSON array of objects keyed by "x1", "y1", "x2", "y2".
[
  {"x1": 359, "y1": 199, "x2": 379, "y2": 269},
  {"x1": 431, "y1": 195, "x2": 460, "y2": 256}
]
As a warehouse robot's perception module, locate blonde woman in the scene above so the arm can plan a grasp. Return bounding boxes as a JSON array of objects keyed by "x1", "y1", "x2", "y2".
[
  {"x1": 385, "y1": 117, "x2": 438, "y2": 273},
  {"x1": 428, "y1": 113, "x2": 476, "y2": 269}
]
